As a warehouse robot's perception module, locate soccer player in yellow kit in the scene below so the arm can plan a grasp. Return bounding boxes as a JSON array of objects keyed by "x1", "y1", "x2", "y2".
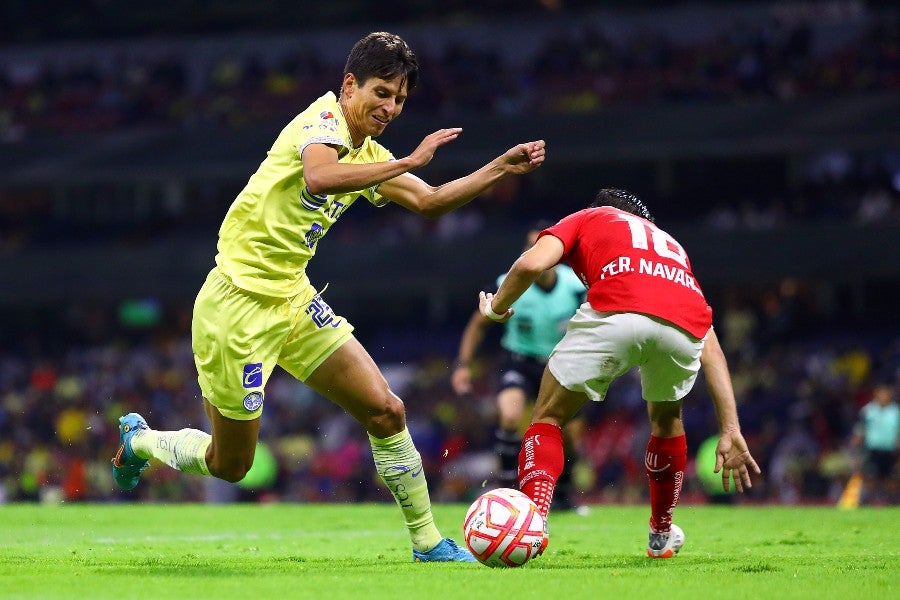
[{"x1": 111, "y1": 32, "x2": 546, "y2": 562}]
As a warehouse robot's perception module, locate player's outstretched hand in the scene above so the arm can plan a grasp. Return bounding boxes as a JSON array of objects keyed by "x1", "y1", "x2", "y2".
[
  {"x1": 451, "y1": 366, "x2": 472, "y2": 396},
  {"x1": 406, "y1": 128, "x2": 463, "y2": 169},
  {"x1": 714, "y1": 429, "x2": 761, "y2": 493},
  {"x1": 479, "y1": 291, "x2": 514, "y2": 323},
  {"x1": 501, "y1": 140, "x2": 546, "y2": 174}
]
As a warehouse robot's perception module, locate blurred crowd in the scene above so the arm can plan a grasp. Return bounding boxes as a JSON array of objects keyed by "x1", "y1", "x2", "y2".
[
  {"x1": 1, "y1": 155, "x2": 899, "y2": 256},
  {"x1": 1, "y1": 11, "x2": 898, "y2": 141},
  {"x1": 0, "y1": 279, "x2": 897, "y2": 506}
]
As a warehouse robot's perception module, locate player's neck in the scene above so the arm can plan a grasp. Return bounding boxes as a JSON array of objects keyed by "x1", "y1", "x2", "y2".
[{"x1": 337, "y1": 95, "x2": 365, "y2": 149}]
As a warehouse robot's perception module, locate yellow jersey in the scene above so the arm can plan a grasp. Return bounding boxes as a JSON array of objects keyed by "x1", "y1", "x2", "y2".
[{"x1": 215, "y1": 91, "x2": 394, "y2": 297}]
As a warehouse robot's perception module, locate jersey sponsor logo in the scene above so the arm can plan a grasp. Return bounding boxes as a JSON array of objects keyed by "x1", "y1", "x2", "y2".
[
  {"x1": 305, "y1": 222, "x2": 325, "y2": 248},
  {"x1": 243, "y1": 362, "x2": 263, "y2": 388},
  {"x1": 242, "y1": 391, "x2": 264, "y2": 412},
  {"x1": 325, "y1": 199, "x2": 348, "y2": 220},
  {"x1": 318, "y1": 110, "x2": 339, "y2": 132}
]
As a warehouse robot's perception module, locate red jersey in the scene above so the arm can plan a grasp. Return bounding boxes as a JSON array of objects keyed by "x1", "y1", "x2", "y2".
[{"x1": 541, "y1": 206, "x2": 712, "y2": 338}]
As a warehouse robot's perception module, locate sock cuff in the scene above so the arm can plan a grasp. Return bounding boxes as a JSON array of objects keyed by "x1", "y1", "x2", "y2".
[
  {"x1": 196, "y1": 437, "x2": 212, "y2": 476},
  {"x1": 649, "y1": 433, "x2": 687, "y2": 456},
  {"x1": 527, "y1": 422, "x2": 563, "y2": 441},
  {"x1": 368, "y1": 427, "x2": 411, "y2": 448}
]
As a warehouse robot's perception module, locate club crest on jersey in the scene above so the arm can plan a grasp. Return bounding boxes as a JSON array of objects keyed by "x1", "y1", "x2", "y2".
[
  {"x1": 243, "y1": 362, "x2": 263, "y2": 388},
  {"x1": 305, "y1": 223, "x2": 325, "y2": 248},
  {"x1": 243, "y1": 391, "x2": 264, "y2": 412}
]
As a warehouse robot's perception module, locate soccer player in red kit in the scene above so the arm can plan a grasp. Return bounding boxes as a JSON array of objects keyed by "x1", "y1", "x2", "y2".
[{"x1": 478, "y1": 188, "x2": 760, "y2": 558}]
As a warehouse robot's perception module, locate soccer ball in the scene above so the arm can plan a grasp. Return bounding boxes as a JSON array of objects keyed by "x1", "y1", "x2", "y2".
[{"x1": 462, "y1": 487, "x2": 545, "y2": 568}]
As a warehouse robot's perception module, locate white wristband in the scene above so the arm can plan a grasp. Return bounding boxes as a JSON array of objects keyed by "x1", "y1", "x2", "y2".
[{"x1": 482, "y1": 300, "x2": 507, "y2": 321}]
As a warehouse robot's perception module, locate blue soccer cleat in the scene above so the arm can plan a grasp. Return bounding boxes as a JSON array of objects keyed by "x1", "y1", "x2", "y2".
[
  {"x1": 413, "y1": 538, "x2": 477, "y2": 562},
  {"x1": 111, "y1": 413, "x2": 150, "y2": 490}
]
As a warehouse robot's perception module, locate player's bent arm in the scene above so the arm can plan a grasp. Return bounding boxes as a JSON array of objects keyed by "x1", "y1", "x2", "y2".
[
  {"x1": 302, "y1": 143, "x2": 416, "y2": 196},
  {"x1": 701, "y1": 327, "x2": 761, "y2": 491},
  {"x1": 380, "y1": 141, "x2": 546, "y2": 218},
  {"x1": 452, "y1": 310, "x2": 492, "y2": 395},
  {"x1": 456, "y1": 310, "x2": 492, "y2": 368},
  {"x1": 379, "y1": 165, "x2": 508, "y2": 218},
  {"x1": 699, "y1": 328, "x2": 741, "y2": 434},
  {"x1": 490, "y1": 236, "x2": 564, "y2": 313}
]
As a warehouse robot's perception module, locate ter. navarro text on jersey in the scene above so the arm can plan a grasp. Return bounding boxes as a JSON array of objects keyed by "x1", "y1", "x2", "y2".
[{"x1": 599, "y1": 256, "x2": 702, "y2": 295}]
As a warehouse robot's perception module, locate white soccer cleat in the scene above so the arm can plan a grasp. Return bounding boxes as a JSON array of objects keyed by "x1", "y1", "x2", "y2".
[{"x1": 647, "y1": 523, "x2": 685, "y2": 558}]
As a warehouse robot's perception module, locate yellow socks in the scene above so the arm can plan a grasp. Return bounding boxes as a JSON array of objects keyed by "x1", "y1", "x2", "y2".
[
  {"x1": 132, "y1": 428, "x2": 212, "y2": 476},
  {"x1": 369, "y1": 428, "x2": 442, "y2": 552}
]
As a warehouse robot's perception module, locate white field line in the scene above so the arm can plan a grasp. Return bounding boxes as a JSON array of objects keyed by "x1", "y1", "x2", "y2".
[{"x1": 92, "y1": 529, "x2": 388, "y2": 544}]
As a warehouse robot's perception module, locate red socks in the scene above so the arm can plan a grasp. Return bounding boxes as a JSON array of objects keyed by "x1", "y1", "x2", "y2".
[
  {"x1": 518, "y1": 423, "x2": 564, "y2": 518},
  {"x1": 645, "y1": 434, "x2": 687, "y2": 532},
  {"x1": 518, "y1": 425, "x2": 687, "y2": 530}
]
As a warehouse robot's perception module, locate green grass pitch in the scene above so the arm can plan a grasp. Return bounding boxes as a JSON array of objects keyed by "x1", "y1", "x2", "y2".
[{"x1": 1, "y1": 503, "x2": 896, "y2": 599}]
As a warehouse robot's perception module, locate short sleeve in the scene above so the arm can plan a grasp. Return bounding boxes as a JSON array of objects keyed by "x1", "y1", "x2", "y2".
[{"x1": 297, "y1": 107, "x2": 348, "y2": 156}]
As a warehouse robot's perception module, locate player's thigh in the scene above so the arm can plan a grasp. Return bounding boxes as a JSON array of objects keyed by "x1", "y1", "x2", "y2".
[
  {"x1": 300, "y1": 336, "x2": 403, "y2": 434},
  {"x1": 204, "y1": 398, "x2": 261, "y2": 468},
  {"x1": 548, "y1": 310, "x2": 637, "y2": 402},
  {"x1": 496, "y1": 386, "x2": 528, "y2": 428},
  {"x1": 639, "y1": 319, "x2": 704, "y2": 402},
  {"x1": 192, "y1": 268, "x2": 290, "y2": 421},
  {"x1": 277, "y1": 292, "x2": 356, "y2": 383},
  {"x1": 277, "y1": 293, "x2": 402, "y2": 433},
  {"x1": 532, "y1": 367, "x2": 588, "y2": 426}
]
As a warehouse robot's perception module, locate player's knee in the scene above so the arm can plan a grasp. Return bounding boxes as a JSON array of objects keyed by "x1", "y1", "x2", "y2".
[
  {"x1": 208, "y1": 455, "x2": 254, "y2": 483},
  {"x1": 365, "y1": 391, "x2": 406, "y2": 437},
  {"x1": 531, "y1": 402, "x2": 566, "y2": 426},
  {"x1": 648, "y1": 401, "x2": 683, "y2": 436}
]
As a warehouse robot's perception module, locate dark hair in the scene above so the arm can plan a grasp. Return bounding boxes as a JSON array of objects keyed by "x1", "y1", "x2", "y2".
[
  {"x1": 344, "y1": 32, "x2": 419, "y2": 91},
  {"x1": 590, "y1": 188, "x2": 654, "y2": 222}
]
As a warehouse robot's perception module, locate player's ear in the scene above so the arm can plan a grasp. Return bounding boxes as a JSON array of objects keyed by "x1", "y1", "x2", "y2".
[{"x1": 341, "y1": 73, "x2": 356, "y2": 98}]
